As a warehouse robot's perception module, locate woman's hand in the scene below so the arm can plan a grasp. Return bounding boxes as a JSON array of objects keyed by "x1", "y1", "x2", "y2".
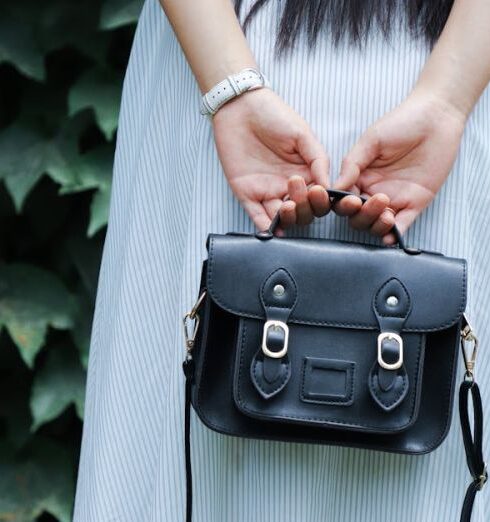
[
  {"x1": 212, "y1": 88, "x2": 331, "y2": 232},
  {"x1": 333, "y1": 91, "x2": 467, "y2": 244}
]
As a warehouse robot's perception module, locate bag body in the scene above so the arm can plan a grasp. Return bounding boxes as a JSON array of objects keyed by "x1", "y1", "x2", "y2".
[{"x1": 189, "y1": 232, "x2": 467, "y2": 455}]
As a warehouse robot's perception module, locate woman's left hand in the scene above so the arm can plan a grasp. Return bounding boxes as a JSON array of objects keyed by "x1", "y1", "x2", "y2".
[{"x1": 333, "y1": 91, "x2": 467, "y2": 244}]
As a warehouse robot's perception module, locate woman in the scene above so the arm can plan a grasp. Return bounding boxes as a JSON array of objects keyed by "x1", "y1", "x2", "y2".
[{"x1": 73, "y1": 0, "x2": 490, "y2": 520}]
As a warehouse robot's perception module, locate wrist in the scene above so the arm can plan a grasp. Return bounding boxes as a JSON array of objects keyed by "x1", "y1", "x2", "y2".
[
  {"x1": 409, "y1": 80, "x2": 471, "y2": 125},
  {"x1": 212, "y1": 86, "x2": 271, "y2": 121},
  {"x1": 411, "y1": 47, "x2": 483, "y2": 124},
  {"x1": 199, "y1": 59, "x2": 259, "y2": 93}
]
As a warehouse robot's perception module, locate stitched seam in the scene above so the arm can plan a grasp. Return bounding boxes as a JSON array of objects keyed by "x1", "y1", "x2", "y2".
[
  {"x1": 419, "y1": 326, "x2": 460, "y2": 452},
  {"x1": 251, "y1": 354, "x2": 290, "y2": 397},
  {"x1": 300, "y1": 359, "x2": 355, "y2": 405},
  {"x1": 260, "y1": 268, "x2": 298, "y2": 310},
  {"x1": 373, "y1": 277, "x2": 411, "y2": 319},
  {"x1": 206, "y1": 239, "x2": 467, "y2": 332},
  {"x1": 369, "y1": 370, "x2": 408, "y2": 408}
]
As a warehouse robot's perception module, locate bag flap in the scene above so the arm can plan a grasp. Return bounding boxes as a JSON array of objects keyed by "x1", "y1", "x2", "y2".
[{"x1": 206, "y1": 233, "x2": 467, "y2": 332}]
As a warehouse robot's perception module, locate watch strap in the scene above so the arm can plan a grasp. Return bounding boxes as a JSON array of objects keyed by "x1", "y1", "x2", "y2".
[{"x1": 199, "y1": 67, "x2": 270, "y2": 116}]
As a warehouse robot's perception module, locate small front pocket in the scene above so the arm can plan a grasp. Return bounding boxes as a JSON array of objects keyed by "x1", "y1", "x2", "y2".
[
  {"x1": 301, "y1": 357, "x2": 355, "y2": 406},
  {"x1": 233, "y1": 317, "x2": 426, "y2": 434}
]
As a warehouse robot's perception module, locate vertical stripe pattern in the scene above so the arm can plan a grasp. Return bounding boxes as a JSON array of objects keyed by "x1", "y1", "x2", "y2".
[{"x1": 73, "y1": 1, "x2": 490, "y2": 521}]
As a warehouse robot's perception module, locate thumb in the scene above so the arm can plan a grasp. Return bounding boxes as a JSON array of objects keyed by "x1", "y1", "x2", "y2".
[
  {"x1": 335, "y1": 128, "x2": 381, "y2": 191},
  {"x1": 296, "y1": 130, "x2": 329, "y2": 187}
]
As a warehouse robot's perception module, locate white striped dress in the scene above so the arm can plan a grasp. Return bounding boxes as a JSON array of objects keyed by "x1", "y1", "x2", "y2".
[{"x1": 73, "y1": 1, "x2": 490, "y2": 520}]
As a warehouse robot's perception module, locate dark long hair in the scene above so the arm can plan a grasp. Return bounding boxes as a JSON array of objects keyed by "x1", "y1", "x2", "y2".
[{"x1": 234, "y1": 0, "x2": 454, "y2": 55}]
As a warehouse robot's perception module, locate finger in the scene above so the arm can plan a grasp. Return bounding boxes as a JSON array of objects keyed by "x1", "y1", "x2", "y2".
[
  {"x1": 349, "y1": 193, "x2": 390, "y2": 230},
  {"x1": 332, "y1": 195, "x2": 363, "y2": 217},
  {"x1": 382, "y1": 208, "x2": 416, "y2": 245},
  {"x1": 279, "y1": 200, "x2": 296, "y2": 228},
  {"x1": 381, "y1": 207, "x2": 418, "y2": 245},
  {"x1": 243, "y1": 200, "x2": 271, "y2": 231},
  {"x1": 263, "y1": 199, "x2": 283, "y2": 221},
  {"x1": 288, "y1": 175, "x2": 314, "y2": 225},
  {"x1": 370, "y1": 208, "x2": 396, "y2": 237},
  {"x1": 262, "y1": 199, "x2": 286, "y2": 236},
  {"x1": 308, "y1": 185, "x2": 330, "y2": 217},
  {"x1": 296, "y1": 130, "x2": 329, "y2": 187},
  {"x1": 260, "y1": 202, "x2": 287, "y2": 235},
  {"x1": 382, "y1": 232, "x2": 397, "y2": 246},
  {"x1": 275, "y1": 226, "x2": 286, "y2": 237},
  {"x1": 334, "y1": 128, "x2": 381, "y2": 191}
]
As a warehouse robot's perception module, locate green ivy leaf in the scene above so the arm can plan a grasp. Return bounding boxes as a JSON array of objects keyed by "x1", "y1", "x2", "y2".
[
  {"x1": 88, "y1": 186, "x2": 111, "y2": 237},
  {"x1": 66, "y1": 235, "x2": 104, "y2": 367},
  {"x1": 68, "y1": 68, "x2": 123, "y2": 140},
  {"x1": 35, "y1": 0, "x2": 108, "y2": 63},
  {"x1": 0, "y1": 264, "x2": 76, "y2": 368},
  {"x1": 0, "y1": 9, "x2": 45, "y2": 81},
  {"x1": 71, "y1": 296, "x2": 93, "y2": 369},
  {"x1": 100, "y1": 0, "x2": 144, "y2": 30},
  {"x1": 0, "y1": 368, "x2": 32, "y2": 450},
  {"x1": 0, "y1": 125, "x2": 46, "y2": 211},
  {"x1": 0, "y1": 437, "x2": 74, "y2": 522},
  {"x1": 0, "y1": 124, "x2": 80, "y2": 211},
  {"x1": 6, "y1": 0, "x2": 106, "y2": 63},
  {"x1": 30, "y1": 345, "x2": 86, "y2": 430},
  {"x1": 67, "y1": 234, "x2": 105, "y2": 299},
  {"x1": 58, "y1": 145, "x2": 113, "y2": 194},
  {"x1": 59, "y1": 145, "x2": 113, "y2": 235}
]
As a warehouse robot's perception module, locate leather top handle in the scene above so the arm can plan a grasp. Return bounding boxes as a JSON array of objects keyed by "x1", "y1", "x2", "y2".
[{"x1": 258, "y1": 188, "x2": 408, "y2": 252}]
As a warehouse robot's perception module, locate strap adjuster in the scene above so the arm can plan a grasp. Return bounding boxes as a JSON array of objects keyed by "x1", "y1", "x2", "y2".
[
  {"x1": 377, "y1": 332, "x2": 403, "y2": 370},
  {"x1": 262, "y1": 320, "x2": 289, "y2": 359},
  {"x1": 476, "y1": 464, "x2": 488, "y2": 491}
]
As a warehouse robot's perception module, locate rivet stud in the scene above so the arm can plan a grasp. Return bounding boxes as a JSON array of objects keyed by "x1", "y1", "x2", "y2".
[
  {"x1": 386, "y1": 295, "x2": 399, "y2": 307},
  {"x1": 273, "y1": 284, "x2": 285, "y2": 297}
]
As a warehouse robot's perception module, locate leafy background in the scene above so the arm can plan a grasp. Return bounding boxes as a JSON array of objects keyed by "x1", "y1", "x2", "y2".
[{"x1": 0, "y1": 0, "x2": 143, "y2": 519}]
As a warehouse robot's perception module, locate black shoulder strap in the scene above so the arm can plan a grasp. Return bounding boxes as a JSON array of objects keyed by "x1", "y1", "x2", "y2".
[
  {"x1": 183, "y1": 358, "x2": 194, "y2": 522},
  {"x1": 460, "y1": 378, "x2": 487, "y2": 521}
]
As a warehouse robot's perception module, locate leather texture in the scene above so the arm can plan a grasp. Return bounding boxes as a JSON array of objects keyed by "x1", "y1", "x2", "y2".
[
  {"x1": 190, "y1": 232, "x2": 467, "y2": 455},
  {"x1": 205, "y1": 234, "x2": 466, "y2": 332}
]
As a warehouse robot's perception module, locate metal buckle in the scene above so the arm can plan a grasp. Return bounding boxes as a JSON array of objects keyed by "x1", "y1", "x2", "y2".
[
  {"x1": 477, "y1": 464, "x2": 488, "y2": 491},
  {"x1": 182, "y1": 290, "x2": 207, "y2": 356},
  {"x1": 261, "y1": 320, "x2": 289, "y2": 359},
  {"x1": 377, "y1": 332, "x2": 403, "y2": 370}
]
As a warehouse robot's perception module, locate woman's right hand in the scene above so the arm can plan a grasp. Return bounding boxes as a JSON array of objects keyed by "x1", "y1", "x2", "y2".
[{"x1": 212, "y1": 88, "x2": 334, "y2": 232}]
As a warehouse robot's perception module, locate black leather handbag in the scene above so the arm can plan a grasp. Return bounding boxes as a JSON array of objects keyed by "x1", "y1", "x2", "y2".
[{"x1": 182, "y1": 189, "x2": 487, "y2": 522}]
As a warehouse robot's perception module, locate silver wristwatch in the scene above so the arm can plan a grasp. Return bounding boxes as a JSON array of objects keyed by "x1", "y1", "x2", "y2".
[{"x1": 199, "y1": 67, "x2": 271, "y2": 117}]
